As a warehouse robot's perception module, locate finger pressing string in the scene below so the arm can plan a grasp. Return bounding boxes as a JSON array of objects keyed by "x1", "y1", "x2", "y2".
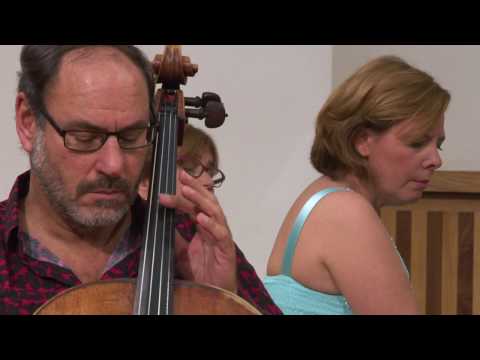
[
  {"x1": 158, "y1": 193, "x2": 176, "y2": 208},
  {"x1": 159, "y1": 193, "x2": 196, "y2": 216}
]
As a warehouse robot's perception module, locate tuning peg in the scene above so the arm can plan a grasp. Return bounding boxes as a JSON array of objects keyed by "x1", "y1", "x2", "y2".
[
  {"x1": 204, "y1": 101, "x2": 227, "y2": 128},
  {"x1": 185, "y1": 92, "x2": 223, "y2": 108},
  {"x1": 185, "y1": 101, "x2": 228, "y2": 128}
]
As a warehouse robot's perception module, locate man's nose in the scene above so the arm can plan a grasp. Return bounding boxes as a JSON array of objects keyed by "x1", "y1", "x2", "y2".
[{"x1": 94, "y1": 136, "x2": 125, "y2": 177}]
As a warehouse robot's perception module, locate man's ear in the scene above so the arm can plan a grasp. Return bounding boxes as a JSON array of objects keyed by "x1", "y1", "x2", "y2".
[
  {"x1": 354, "y1": 128, "x2": 375, "y2": 158},
  {"x1": 16, "y1": 92, "x2": 38, "y2": 153}
]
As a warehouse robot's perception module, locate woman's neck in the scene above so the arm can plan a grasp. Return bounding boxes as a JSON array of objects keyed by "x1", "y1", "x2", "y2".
[{"x1": 323, "y1": 174, "x2": 382, "y2": 213}]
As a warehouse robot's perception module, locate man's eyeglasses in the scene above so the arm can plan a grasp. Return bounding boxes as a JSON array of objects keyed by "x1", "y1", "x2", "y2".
[
  {"x1": 177, "y1": 157, "x2": 226, "y2": 188},
  {"x1": 38, "y1": 107, "x2": 155, "y2": 153}
]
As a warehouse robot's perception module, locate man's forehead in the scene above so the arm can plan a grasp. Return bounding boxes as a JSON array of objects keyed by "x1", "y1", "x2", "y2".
[
  {"x1": 53, "y1": 47, "x2": 142, "y2": 88},
  {"x1": 46, "y1": 48, "x2": 148, "y2": 103},
  {"x1": 62, "y1": 46, "x2": 128, "y2": 66}
]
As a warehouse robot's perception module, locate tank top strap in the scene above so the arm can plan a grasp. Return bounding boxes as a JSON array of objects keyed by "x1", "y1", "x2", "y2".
[{"x1": 281, "y1": 187, "x2": 350, "y2": 276}]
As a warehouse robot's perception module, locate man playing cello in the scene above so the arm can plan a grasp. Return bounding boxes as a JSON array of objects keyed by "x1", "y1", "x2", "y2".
[{"x1": 0, "y1": 45, "x2": 281, "y2": 315}]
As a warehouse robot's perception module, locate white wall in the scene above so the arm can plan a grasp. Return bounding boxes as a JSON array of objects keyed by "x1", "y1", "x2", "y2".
[
  {"x1": 332, "y1": 45, "x2": 480, "y2": 171},
  {"x1": 0, "y1": 46, "x2": 26, "y2": 196},
  {"x1": 0, "y1": 45, "x2": 332, "y2": 278}
]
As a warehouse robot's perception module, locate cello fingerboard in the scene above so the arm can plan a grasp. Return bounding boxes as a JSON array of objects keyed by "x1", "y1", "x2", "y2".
[{"x1": 134, "y1": 99, "x2": 178, "y2": 315}]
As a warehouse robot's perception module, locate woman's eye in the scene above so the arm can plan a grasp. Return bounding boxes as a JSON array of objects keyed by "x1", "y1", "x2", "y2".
[{"x1": 409, "y1": 141, "x2": 426, "y2": 149}]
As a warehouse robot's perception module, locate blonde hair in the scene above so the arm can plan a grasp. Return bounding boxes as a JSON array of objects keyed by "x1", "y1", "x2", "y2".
[
  {"x1": 310, "y1": 55, "x2": 450, "y2": 180},
  {"x1": 178, "y1": 124, "x2": 219, "y2": 167}
]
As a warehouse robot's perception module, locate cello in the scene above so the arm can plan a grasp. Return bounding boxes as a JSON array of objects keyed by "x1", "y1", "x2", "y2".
[{"x1": 35, "y1": 45, "x2": 260, "y2": 315}]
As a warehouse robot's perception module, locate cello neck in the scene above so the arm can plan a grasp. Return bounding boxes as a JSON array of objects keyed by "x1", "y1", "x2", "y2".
[{"x1": 134, "y1": 91, "x2": 180, "y2": 315}]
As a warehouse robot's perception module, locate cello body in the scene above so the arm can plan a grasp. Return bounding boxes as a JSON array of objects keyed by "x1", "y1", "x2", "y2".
[{"x1": 35, "y1": 280, "x2": 260, "y2": 315}]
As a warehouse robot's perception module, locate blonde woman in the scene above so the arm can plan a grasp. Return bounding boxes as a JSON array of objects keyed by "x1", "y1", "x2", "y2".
[{"x1": 265, "y1": 56, "x2": 450, "y2": 315}]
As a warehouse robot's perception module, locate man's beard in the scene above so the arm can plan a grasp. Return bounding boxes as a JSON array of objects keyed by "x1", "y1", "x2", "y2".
[{"x1": 30, "y1": 130, "x2": 142, "y2": 232}]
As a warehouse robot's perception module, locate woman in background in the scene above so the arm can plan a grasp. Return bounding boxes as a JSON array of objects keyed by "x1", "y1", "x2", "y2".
[{"x1": 265, "y1": 56, "x2": 450, "y2": 315}]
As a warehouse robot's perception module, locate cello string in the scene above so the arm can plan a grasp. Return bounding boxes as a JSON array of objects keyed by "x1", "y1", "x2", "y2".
[
  {"x1": 135, "y1": 104, "x2": 162, "y2": 314},
  {"x1": 158, "y1": 102, "x2": 176, "y2": 314},
  {"x1": 148, "y1": 103, "x2": 169, "y2": 314},
  {"x1": 157, "y1": 104, "x2": 172, "y2": 314},
  {"x1": 164, "y1": 104, "x2": 177, "y2": 314},
  {"x1": 153, "y1": 100, "x2": 176, "y2": 315}
]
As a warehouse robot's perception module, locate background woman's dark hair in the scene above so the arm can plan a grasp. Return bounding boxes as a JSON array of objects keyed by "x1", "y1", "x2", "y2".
[{"x1": 141, "y1": 124, "x2": 219, "y2": 186}]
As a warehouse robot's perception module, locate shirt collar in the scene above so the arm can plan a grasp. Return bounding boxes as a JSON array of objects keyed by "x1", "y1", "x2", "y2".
[{"x1": 3, "y1": 170, "x2": 30, "y2": 246}]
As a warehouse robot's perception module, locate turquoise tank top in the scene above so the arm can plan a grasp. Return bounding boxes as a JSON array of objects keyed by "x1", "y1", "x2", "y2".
[{"x1": 264, "y1": 188, "x2": 354, "y2": 315}]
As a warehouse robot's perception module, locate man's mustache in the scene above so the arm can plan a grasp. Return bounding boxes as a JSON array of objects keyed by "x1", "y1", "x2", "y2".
[{"x1": 76, "y1": 176, "x2": 132, "y2": 196}]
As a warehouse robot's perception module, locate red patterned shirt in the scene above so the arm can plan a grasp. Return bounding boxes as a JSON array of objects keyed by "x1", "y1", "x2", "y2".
[{"x1": 0, "y1": 172, "x2": 282, "y2": 315}]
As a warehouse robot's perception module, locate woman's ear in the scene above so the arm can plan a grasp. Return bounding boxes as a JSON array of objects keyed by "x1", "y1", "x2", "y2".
[
  {"x1": 354, "y1": 128, "x2": 374, "y2": 158},
  {"x1": 16, "y1": 92, "x2": 38, "y2": 153}
]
